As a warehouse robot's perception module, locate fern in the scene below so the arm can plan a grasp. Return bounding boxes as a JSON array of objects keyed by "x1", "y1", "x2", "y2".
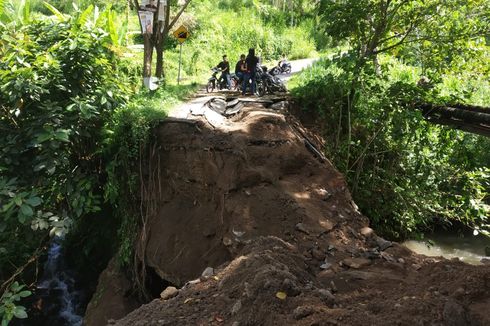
[{"x1": 77, "y1": 4, "x2": 94, "y2": 27}]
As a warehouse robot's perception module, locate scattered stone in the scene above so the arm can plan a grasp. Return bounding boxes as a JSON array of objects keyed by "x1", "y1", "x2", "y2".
[
  {"x1": 443, "y1": 300, "x2": 468, "y2": 326},
  {"x1": 320, "y1": 262, "x2": 332, "y2": 270},
  {"x1": 394, "y1": 303, "x2": 402, "y2": 308},
  {"x1": 318, "y1": 289, "x2": 335, "y2": 305},
  {"x1": 160, "y1": 286, "x2": 179, "y2": 300},
  {"x1": 282, "y1": 278, "x2": 301, "y2": 296},
  {"x1": 327, "y1": 245, "x2": 335, "y2": 251},
  {"x1": 312, "y1": 248, "x2": 326, "y2": 261},
  {"x1": 271, "y1": 101, "x2": 288, "y2": 111},
  {"x1": 319, "y1": 219, "x2": 334, "y2": 233},
  {"x1": 232, "y1": 322, "x2": 240, "y2": 326},
  {"x1": 342, "y1": 257, "x2": 371, "y2": 269},
  {"x1": 397, "y1": 258, "x2": 405, "y2": 264},
  {"x1": 108, "y1": 319, "x2": 116, "y2": 324},
  {"x1": 231, "y1": 300, "x2": 242, "y2": 315},
  {"x1": 375, "y1": 236, "x2": 393, "y2": 251},
  {"x1": 201, "y1": 267, "x2": 214, "y2": 279},
  {"x1": 232, "y1": 229, "x2": 245, "y2": 238},
  {"x1": 222, "y1": 236, "x2": 233, "y2": 246},
  {"x1": 295, "y1": 223, "x2": 310, "y2": 235},
  {"x1": 330, "y1": 281, "x2": 337, "y2": 293},
  {"x1": 314, "y1": 188, "x2": 332, "y2": 201},
  {"x1": 293, "y1": 306, "x2": 314, "y2": 320},
  {"x1": 360, "y1": 227, "x2": 374, "y2": 237},
  {"x1": 481, "y1": 258, "x2": 490, "y2": 265},
  {"x1": 412, "y1": 263, "x2": 422, "y2": 270},
  {"x1": 362, "y1": 249, "x2": 380, "y2": 259}
]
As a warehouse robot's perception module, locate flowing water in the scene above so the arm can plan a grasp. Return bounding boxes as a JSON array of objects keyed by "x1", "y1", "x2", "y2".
[
  {"x1": 403, "y1": 232, "x2": 490, "y2": 265},
  {"x1": 17, "y1": 237, "x2": 85, "y2": 326}
]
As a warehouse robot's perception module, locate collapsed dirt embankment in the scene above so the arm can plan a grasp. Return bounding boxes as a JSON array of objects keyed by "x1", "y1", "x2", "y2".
[{"x1": 86, "y1": 95, "x2": 489, "y2": 326}]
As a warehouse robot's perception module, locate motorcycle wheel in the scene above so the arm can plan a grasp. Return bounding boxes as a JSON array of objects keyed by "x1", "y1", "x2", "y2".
[
  {"x1": 206, "y1": 80, "x2": 215, "y2": 93},
  {"x1": 256, "y1": 83, "x2": 266, "y2": 97},
  {"x1": 285, "y1": 66, "x2": 292, "y2": 74},
  {"x1": 230, "y1": 78, "x2": 238, "y2": 91}
]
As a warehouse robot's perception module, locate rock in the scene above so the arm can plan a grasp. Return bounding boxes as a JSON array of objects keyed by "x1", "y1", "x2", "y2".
[
  {"x1": 201, "y1": 267, "x2": 214, "y2": 279},
  {"x1": 318, "y1": 289, "x2": 335, "y2": 305},
  {"x1": 330, "y1": 281, "x2": 337, "y2": 293},
  {"x1": 443, "y1": 300, "x2": 468, "y2": 326},
  {"x1": 327, "y1": 245, "x2": 335, "y2": 251},
  {"x1": 295, "y1": 223, "x2": 310, "y2": 235},
  {"x1": 397, "y1": 258, "x2": 405, "y2": 264},
  {"x1": 412, "y1": 263, "x2": 422, "y2": 270},
  {"x1": 232, "y1": 322, "x2": 240, "y2": 326},
  {"x1": 160, "y1": 286, "x2": 179, "y2": 300},
  {"x1": 222, "y1": 236, "x2": 233, "y2": 246},
  {"x1": 282, "y1": 278, "x2": 301, "y2": 296},
  {"x1": 271, "y1": 101, "x2": 288, "y2": 111},
  {"x1": 312, "y1": 248, "x2": 326, "y2": 261},
  {"x1": 341, "y1": 257, "x2": 371, "y2": 269},
  {"x1": 394, "y1": 303, "x2": 402, "y2": 308},
  {"x1": 375, "y1": 236, "x2": 393, "y2": 251},
  {"x1": 454, "y1": 287, "x2": 465, "y2": 298},
  {"x1": 319, "y1": 220, "x2": 334, "y2": 233},
  {"x1": 293, "y1": 306, "x2": 314, "y2": 320},
  {"x1": 313, "y1": 188, "x2": 332, "y2": 201},
  {"x1": 231, "y1": 300, "x2": 242, "y2": 315},
  {"x1": 360, "y1": 227, "x2": 374, "y2": 237},
  {"x1": 320, "y1": 262, "x2": 332, "y2": 270},
  {"x1": 481, "y1": 258, "x2": 490, "y2": 265}
]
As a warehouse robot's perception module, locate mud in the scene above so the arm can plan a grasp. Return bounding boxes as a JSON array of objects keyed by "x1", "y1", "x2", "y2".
[{"x1": 111, "y1": 94, "x2": 489, "y2": 326}]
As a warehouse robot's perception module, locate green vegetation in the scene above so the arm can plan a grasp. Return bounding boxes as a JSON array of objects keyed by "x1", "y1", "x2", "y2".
[
  {"x1": 0, "y1": 0, "x2": 320, "y2": 322},
  {"x1": 291, "y1": 0, "x2": 490, "y2": 239}
]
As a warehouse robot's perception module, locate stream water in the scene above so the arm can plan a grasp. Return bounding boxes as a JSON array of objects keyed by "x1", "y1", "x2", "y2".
[
  {"x1": 16, "y1": 237, "x2": 85, "y2": 326},
  {"x1": 402, "y1": 232, "x2": 490, "y2": 265}
]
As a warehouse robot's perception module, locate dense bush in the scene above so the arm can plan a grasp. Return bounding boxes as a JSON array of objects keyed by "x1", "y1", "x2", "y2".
[
  {"x1": 291, "y1": 54, "x2": 490, "y2": 239},
  {"x1": 0, "y1": 3, "x2": 129, "y2": 322}
]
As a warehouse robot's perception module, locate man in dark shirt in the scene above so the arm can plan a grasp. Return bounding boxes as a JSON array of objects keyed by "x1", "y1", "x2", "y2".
[
  {"x1": 217, "y1": 55, "x2": 231, "y2": 89},
  {"x1": 235, "y1": 54, "x2": 247, "y2": 83},
  {"x1": 243, "y1": 48, "x2": 259, "y2": 95}
]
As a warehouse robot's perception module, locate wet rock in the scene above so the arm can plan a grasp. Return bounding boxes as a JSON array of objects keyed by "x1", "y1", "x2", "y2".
[
  {"x1": 360, "y1": 227, "x2": 374, "y2": 238},
  {"x1": 293, "y1": 306, "x2": 314, "y2": 320},
  {"x1": 201, "y1": 267, "x2": 214, "y2": 279},
  {"x1": 375, "y1": 236, "x2": 393, "y2": 251},
  {"x1": 295, "y1": 223, "x2": 310, "y2": 235},
  {"x1": 231, "y1": 300, "x2": 242, "y2": 315},
  {"x1": 443, "y1": 300, "x2": 468, "y2": 326},
  {"x1": 160, "y1": 286, "x2": 179, "y2": 300},
  {"x1": 341, "y1": 257, "x2": 371, "y2": 269}
]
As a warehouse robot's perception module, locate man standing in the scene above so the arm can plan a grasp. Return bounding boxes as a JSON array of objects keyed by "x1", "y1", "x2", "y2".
[
  {"x1": 243, "y1": 48, "x2": 259, "y2": 95},
  {"x1": 217, "y1": 55, "x2": 231, "y2": 89},
  {"x1": 235, "y1": 54, "x2": 247, "y2": 83}
]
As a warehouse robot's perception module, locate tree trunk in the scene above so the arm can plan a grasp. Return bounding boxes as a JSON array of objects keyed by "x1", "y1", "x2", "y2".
[{"x1": 143, "y1": 33, "x2": 153, "y2": 79}]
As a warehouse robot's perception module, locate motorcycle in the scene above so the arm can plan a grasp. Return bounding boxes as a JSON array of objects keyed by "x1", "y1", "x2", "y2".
[
  {"x1": 270, "y1": 61, "x2": 292, "y2": 75},
  {"x1": 206, "y1": 68, "x2": 235, "y2": 93},
  {"x1": 260, "y1": 66, "x2": 287, "y2": 94},
  {"x1": 232, "y1": 68, "x2": 266, "y2": 97}
]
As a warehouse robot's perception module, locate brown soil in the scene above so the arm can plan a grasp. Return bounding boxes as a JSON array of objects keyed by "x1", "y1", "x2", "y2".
[{"x1": 109, "y1": 93, "x2": 489, "y2": 326}]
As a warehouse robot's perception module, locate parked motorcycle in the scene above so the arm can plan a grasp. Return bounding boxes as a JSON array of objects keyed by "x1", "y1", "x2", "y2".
[
  {"x1": 270, "y1": 61, "x2": 292, "y2": 75},
  {"x1": 260, "y1": 66, "x2": 287, "y2": 94},
  {"x1": 232, "y1": 68, "x2": 266, "y2": 97},
  {"x1": 206, "y1": 68, "x2": 235, "y2": 93}
]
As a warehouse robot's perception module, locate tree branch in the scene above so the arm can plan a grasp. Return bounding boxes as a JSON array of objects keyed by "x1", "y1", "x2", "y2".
[{"x1": 167, "y1": 0, "x2": 191, "y2": 32}]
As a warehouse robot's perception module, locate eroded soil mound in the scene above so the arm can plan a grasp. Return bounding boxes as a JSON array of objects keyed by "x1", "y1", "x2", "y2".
[{"x1": 112, "y1": 97, "x2": 489, "y2": 325}]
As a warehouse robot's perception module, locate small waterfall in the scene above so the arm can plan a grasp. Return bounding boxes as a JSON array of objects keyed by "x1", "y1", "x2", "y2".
[{"x1": 20, "y1": 237, "x2": 84, "y2": 326}]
